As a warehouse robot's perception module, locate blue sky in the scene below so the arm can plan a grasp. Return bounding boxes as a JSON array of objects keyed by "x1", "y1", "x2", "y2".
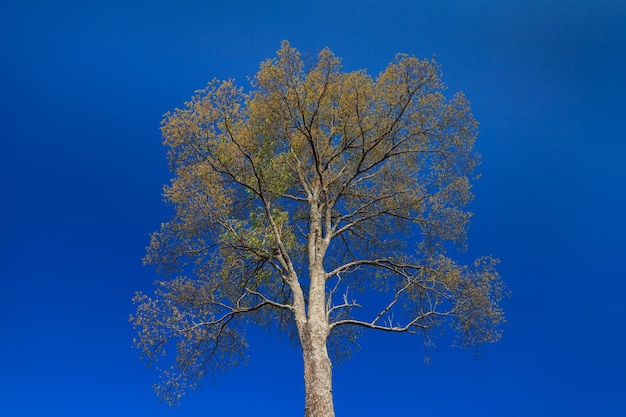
[{"x1": 1, "y1": 0, "x2": 625, "y2": 415}]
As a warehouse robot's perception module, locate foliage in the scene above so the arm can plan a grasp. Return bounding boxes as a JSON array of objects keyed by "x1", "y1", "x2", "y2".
[{"x1": 131, "y1": 41, "x2": 507, "y2": 407}]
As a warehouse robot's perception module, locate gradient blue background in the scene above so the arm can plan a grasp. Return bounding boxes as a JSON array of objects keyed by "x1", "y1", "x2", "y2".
[{"x1": 2, "y1": 1, "x2": 625, "y2": 415}]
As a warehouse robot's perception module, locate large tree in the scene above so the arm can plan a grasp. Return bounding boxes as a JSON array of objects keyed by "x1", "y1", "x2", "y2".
[{"x1": 131, "y1": 41, "x2": 506, "y2": 416}]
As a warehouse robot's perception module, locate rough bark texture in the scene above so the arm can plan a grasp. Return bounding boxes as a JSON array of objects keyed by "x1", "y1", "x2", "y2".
[
  {"x1": 300, "y1": 194, "x2": 335, "y2": 417},
  {"x1": 302, "y1": 322, "x2": 334, "y2": 417}
]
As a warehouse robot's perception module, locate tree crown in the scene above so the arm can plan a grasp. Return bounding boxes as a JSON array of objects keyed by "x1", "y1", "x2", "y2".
[{"x1": 132, "y1": 41, "x2": 507, "y2": 405}]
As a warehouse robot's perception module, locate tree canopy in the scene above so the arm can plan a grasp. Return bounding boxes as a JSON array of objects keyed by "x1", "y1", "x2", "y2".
[{"x1": 131, "y1": 41, "x2": 506, "y2": 414}]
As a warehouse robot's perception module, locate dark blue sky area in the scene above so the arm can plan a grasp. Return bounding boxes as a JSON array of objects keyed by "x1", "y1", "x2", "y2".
[{"x1": 1, "y1": 1, "x2": 625, "y2": 416}]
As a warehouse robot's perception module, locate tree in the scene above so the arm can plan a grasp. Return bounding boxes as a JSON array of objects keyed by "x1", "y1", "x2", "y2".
[{"x1": 131, "y1": 41, "x2": 507, "y2": 417}]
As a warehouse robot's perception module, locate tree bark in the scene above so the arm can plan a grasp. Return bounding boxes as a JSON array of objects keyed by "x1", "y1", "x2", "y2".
[
  {"x1": 299, "y1": 189, "x2": 335, "y2": 416},
  {"x1": 301, "y1": 321, "x2": 335, "y2": 417}
]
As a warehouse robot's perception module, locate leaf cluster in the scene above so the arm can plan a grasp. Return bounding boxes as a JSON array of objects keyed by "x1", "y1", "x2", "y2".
[{"x1": 131, "y1": 41, "x2": 507, "y2": 405}]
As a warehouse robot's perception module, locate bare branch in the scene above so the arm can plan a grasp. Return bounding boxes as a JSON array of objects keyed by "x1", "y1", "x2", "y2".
[
  {"x1": 329, "y1": 310, "x2": 455, "y2": 333},
  {"x1": 326, "y1": 258, "x2": 423, "y2": 280},
  {"x1": 245, "y1": 287, "x2": 294, "y2": 311}
]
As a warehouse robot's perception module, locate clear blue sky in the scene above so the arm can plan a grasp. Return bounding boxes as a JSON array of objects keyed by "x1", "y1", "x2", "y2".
[{"x1": 1, "y1": 1, "x2": 625, "y2": 415}]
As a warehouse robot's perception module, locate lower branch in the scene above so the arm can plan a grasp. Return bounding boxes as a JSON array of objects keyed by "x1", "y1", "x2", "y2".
[{"x1": 329, "y1": 310, "x2": 454, "y2": 333}]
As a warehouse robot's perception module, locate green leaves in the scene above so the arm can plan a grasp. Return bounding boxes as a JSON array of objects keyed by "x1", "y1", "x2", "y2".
[{"x1": 133, "y1": 41, "x2": 506, "y2": 406}]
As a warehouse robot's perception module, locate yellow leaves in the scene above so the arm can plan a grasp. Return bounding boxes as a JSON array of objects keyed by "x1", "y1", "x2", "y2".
[
  {"x1": 155, "y1": 40, "x2": 483, "y2": 295},
  {"x1": 135, "y1": 43, "x2": 506, "y2": 407}
]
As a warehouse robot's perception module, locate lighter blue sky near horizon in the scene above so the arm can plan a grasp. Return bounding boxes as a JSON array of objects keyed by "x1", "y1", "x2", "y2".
[{"x1": 1, "y1": 1, "x2": 625, "y2": 416}]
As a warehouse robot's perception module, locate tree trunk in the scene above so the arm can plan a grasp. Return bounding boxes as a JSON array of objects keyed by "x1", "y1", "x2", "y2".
[
  {"x1": 301, "y1": 321, "x2": 335, "y2": 417},
  {"x1": 299, "y1": 191, "x2": 334, "y2": 416}
]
